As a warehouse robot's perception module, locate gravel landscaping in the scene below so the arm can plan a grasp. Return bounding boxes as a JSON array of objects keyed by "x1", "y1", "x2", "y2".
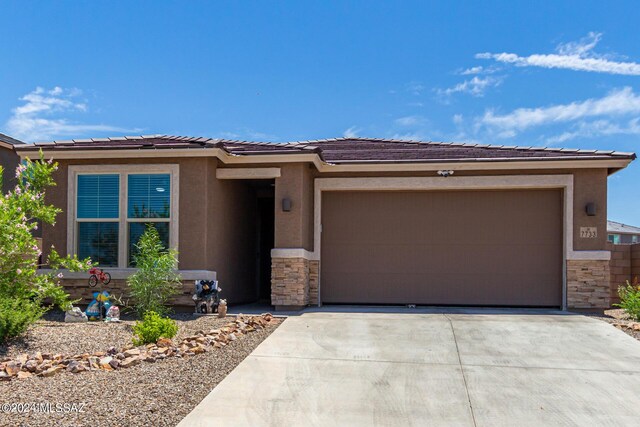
[
  {"x1": 589, "y1": 308, "x2": 640, "y2": 341},
  {"x1": 0, "y1": 311, "x2": 282, "y2": 427}
]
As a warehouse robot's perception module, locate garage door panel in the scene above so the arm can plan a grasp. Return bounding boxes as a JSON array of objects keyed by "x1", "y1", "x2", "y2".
[{"x1": 321, "y1": 189, "x2": 562, "y2": 307}]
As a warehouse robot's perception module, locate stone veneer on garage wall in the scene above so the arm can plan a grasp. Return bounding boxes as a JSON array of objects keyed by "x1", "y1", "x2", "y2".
[
  {"x1": 271, "y1": 257, "x2": 310, "y2": 309},
  {"x1": 278, "y1": 257, "x2": 615, "y2": 310},
  {"x1": 270, "y1": 257, "x2": 319, "y2": 309},
  {"x1": 566, "y1": 260, "x2": 611, "y2": 309},
  {"x1": 308, "y1": 260, "x2": 319, "y2": 306}
]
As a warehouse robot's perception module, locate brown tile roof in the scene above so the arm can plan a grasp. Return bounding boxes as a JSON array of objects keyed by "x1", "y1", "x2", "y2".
[
  {"x1": 15, "y1": 134, "x2": 636, "y2": 164},
  {"x1": 0, "y1": 132, "x2": 25, "y2": 146}
]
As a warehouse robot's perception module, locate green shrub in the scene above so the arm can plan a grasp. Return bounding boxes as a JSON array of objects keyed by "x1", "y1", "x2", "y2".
[
  {"x1": 127, "y1": 224, "x2": 181, "y2": 317},
  {"x1": 0, "y1": 154, "x2": 91, "y2": 342},
  {"x1": 132, "y1": 311, "x2": 178, "y2": 345},
  {"x1": 0, "y1": 296, "x2": 44, "y2": 342},
  {"x1": 616, "y1": 278, "x2": 640, "y2": 321}
]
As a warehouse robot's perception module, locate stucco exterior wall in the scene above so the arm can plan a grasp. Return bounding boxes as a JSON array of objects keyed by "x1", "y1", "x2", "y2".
[
  {"x1": 42, "y1": 158, "x2": 213, "y2": 268},
  {"x1": 572, "y1": 169, "x2": 608, "y2": 251},
  {"x1": 39, "y1": 155, "x2": 613, "y2": 309},
  {"x1": 274, "y1": 163, "x2": 314, "y2": 251},
  {"x1": 313, "y1": 167, "x2": 610, "y2": 252},
  {"x1": 44, "y1": 157, "x2": 258, "y2": 305},
  {"x1": 207, "y1": 158, "x2": 258, "y2": 304}
]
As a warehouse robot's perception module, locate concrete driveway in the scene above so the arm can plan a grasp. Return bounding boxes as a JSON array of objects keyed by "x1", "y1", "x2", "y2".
[{"x1": 178, "y1": 309, "x2": 640, "y2": 427}]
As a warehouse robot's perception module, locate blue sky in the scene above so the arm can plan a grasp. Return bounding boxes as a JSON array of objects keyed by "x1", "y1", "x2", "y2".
[{"x1": 1, "y1": 1, "x2": 639, "y2": 224}]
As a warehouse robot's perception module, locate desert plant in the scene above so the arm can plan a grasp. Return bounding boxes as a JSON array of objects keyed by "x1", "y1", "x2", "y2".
[
  {"x1": 0, "y1": 153, "x2": 91, "y2": 342},
  {"x1": 132, "y1": 310, "x2": 178, "y2": 345},
  {"x1": 127, "y1": 224, "x2": 181, "y2": 317},
  {"x1": 0, "y1": 296, "x2": 44, "y2": 341},
  {"x1": 616, "y1": 278, "x2": 640, "y2": 321}
]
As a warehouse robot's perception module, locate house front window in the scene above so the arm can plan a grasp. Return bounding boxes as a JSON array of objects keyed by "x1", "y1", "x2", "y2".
[
  {"x1": 70, "y1": 165, "x2": 179, "y2": 268},
  {"x1": 126, "y1": 174, "x2": 171, "y2": 266},
  {"x1": 76, "y1": 174, "x2": 120, "y2": 266}
]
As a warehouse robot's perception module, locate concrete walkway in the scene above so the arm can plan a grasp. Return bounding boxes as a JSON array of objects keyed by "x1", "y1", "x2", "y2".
[{"x1": 178, "y1": 310, "x2": 640, "y2": 427}]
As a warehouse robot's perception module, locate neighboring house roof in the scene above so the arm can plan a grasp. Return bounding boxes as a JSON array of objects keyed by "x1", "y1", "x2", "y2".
[
  {"x1": 14, "y1": 134, "x2": 636, "y2": 165},
  {"x1": 0, "y1": 132, "x2": 25, "y2": 149},
  {"x1": 607, "y1": 220, "x2": 640, "y2": 235}
]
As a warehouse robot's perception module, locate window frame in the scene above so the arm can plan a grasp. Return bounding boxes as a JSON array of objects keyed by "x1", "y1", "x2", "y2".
[
  {"x1": 68, "y1": 164, "x2": 179, "y2": 268},
  {"x1": 75, "y1": 174, "x2": 121, "y2": 266},
  {"x1": 126, "y1": 172, "x2": 172, "y2": 267}
]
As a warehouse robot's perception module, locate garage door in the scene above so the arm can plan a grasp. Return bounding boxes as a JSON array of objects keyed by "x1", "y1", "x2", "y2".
[{"x1": 320, "y1": 189, "x2": 563, "y2": 307}]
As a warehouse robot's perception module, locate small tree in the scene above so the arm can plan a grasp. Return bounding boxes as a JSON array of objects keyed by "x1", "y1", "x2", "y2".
[
  {"x1": 616, "y1": 278, "x2": 640, "y2": 321},
  {"x1": 127, "y1": 224, "x2": 181, "y2": 317},
  {"x1": 0, "y1": 153, "x2": 91, "y2": 342}
]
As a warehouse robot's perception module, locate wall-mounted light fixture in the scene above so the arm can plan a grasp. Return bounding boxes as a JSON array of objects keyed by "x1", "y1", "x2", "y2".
[
  {"x1": 437, "y1": 170, "x2": 455, "y2": 177},
  {"x1": 585, "y1": 202, "x2": 596, "y2": 216},
  {"x1": 282, "y1": 198, "x2": 292, "y2": 212}
]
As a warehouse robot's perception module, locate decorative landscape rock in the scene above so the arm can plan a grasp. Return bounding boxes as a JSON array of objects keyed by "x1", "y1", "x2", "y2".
[
  {"x1": 120, "y1": 357, "x2": 141, "y2": 368},
  {"x1": 17, "y1": 371, "x2": 33, "y2": 379},
  {"x1": 124, "y1": 348, "x2": 141, "y2": 358},
  {"x1": 0, "y1": 314, "x2": 274, "y2": 381},
  {"x1": 24, "y1": 360, "x2": 38, "y2": 372},
  {"x1": 612, "y1": 321, "x2": 640, "y2": 331},
  {"x1": 41, "y1": 366, "x2": 64, "y2": 377},
  {"x1": 67, "y1": 361, "x2": 86, "y2": 373},
  {"x1": 64, "y1": 306, "x2": 88, "y2": 323},
  {"x1": 5, "y1": 361, "x2": 20, "y2": 376}
]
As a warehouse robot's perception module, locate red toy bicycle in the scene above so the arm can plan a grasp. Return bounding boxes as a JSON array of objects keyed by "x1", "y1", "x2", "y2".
[{"x1": 88, "y1": 267, "x2": 111, "y2": 287}]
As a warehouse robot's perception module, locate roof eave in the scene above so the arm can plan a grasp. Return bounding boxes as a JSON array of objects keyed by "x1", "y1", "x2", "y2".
[{"x1": 327, "y1": 155, "x2": 635, "y2": 164}]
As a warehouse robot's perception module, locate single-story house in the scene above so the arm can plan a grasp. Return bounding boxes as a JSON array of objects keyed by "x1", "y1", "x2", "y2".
[
  {"x1": 0, "y1": 132, "x2": 24, "y2": 194},
  {"x1": 14, "y1": 135, "x2": 636, "y2": 310},
  {"x1": 608, "y1": 220, "x2": 640, "y2": 244}
]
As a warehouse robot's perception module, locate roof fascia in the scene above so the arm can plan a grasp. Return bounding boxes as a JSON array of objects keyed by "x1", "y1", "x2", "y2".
[
  {"x1": 14, "y1": 147, "x2": 632, "y2": 172},
  {"x1": 0, "y1": 141, "x2": 16, "y2": 150}
]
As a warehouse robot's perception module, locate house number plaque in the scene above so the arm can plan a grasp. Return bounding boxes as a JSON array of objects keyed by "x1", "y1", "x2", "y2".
[{"x1": 580, "y1": 227, "x2": 597, "y2": 238}]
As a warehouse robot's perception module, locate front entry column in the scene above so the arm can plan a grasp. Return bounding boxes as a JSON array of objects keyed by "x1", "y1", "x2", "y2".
[{"x1": 271, "y1": 164, "x2": 315, "y2": 310}]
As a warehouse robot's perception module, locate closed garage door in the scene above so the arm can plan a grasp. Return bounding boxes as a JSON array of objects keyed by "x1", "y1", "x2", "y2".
[{"x1": 320, "y1": 189, "x2": 563, "y2": 307}]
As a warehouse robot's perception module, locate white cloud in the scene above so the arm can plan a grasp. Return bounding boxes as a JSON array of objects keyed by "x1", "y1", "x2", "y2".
[
  {"x1": 390, "y1": 132, "x2": 429, "y2": 141},
  {"x1": 556, "y1": 31, "x2": 602, "y2": 56},
  {"x1": 218, "y1": 129, "x2": 278, "y2": 141},
  {"x1": 452, "y1": 114, "x2": 464, "y2": 125},
  {"x1": 406, "y1": 81, "x2": 426, "y2": 95},
  {"x1": 547, "y1": 118, "x2": 640, "y2": 144},
  {"x1": 5, "y1": 86, "x2": 136, "y2": 142},
  {"x1": 480, "y1": 87, "x2": 640, "y2": 134},
  {"x1": 476, "y1": 32, "x2": 640, "y2": 75},
  {"x1": 437, "y1": 76, "x2": 502, "y2": 98},
  {"x1": 460, "y1": 66, "x2": 485, "y2": 75},
  {"x1": 395, "y1": 115, "x2": 426, "y2": 127},
  {"x1": 343, "y1": 126, "x2": 361, "y2": 138}
]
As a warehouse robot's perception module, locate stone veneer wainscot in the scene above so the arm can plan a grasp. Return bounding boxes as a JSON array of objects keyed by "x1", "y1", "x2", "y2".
[{"x1": 567, "y1": 259, "x2": 611, "y2": 309}]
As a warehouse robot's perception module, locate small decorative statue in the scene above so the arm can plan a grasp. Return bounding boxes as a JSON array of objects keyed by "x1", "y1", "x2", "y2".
[
  {"x1": 218, "y1": 299, "x2": 227, "y2": 318},
  {"x1": 85, "y1": 291, "x2": 112, "y2": 321},
  {"x1": 192, "y1": 280, "x2": 222, "y2": 314},
  {"x1": 105, "y1": 305, "x2": 120, "y2": 322},
  {"x1": 65, "y1": 306, "x2": 88, "y2": 323}
]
